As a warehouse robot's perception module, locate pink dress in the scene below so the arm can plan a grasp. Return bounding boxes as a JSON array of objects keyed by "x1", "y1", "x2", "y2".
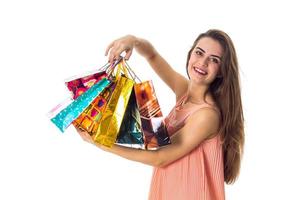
[{"x1": 148, "y1": 94, "x2": 225, "y2": 200}]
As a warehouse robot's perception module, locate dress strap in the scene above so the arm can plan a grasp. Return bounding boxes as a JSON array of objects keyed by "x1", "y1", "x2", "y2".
[
  {"x1": 183, "y1": 103, "x2": 221, "y2": 123},
  {"x1": 197, "y1": 103, "x2": 221, "y2": 118},
  {"x1": 200, "y1": 103, "x2": 220, "y2": 115},
  {"x1": 176, "y1": 92, "x2": 188, "y2": 107}
]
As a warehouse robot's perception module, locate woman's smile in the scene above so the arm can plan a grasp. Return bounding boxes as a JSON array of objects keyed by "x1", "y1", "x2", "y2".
[{"x1": 193, "y1": 66, "x2": 208, "y2": 76}]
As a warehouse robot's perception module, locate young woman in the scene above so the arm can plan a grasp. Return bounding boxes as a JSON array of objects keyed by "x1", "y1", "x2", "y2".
[{"x1": 76, "y1": 29, "x2": 244, "y2": 200}]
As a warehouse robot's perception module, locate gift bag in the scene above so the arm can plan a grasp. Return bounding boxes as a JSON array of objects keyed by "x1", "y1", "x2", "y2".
[
  {"x1": 72, "y1": 82, "x2": 116, "y2": 135},
  {"x1": 116, "y1": 89, "x2": 144, "y2": 147},
  {"x1": 62, "y1": 63, "x2": 115, "y2": 135},
  {"x1": 118, "y1": 60, "x2": 170, "y2": 149},
  {"x1": 50, "y1": 77, "x2": 111, "y2": 132},
  {"x1": 49, "y1": 63, "x2": 113, "y2": 132},
  {"x1": 92, "y1": 61, "x2": 135, "y2": 147},
  {"x1": 65, "y1": 69, "x2": 108, "y2": 99},
  {"x1": 72, "y1": 59, "x2": 144, "y2": 148},
  {"x1": 134, "y1": 80, "x2": 171, "y2": 149}
]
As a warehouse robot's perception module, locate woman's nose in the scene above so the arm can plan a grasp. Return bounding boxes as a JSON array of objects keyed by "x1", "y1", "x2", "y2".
[{"x1": 198, "y1": 57, "x2": 209, "y2": 67}]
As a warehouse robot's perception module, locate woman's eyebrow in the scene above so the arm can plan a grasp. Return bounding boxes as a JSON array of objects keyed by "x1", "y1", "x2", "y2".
[{"x1": 196, "y1": 47, "x2": 221, "y2": 60}]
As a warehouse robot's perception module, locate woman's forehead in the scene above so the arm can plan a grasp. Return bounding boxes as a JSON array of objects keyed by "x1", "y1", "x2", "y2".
[{"x1": 196, "y1": 37, "x2": 223, "y2": 57}]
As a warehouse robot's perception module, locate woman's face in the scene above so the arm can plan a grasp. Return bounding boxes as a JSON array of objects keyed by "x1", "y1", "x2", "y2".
[{"x1": 187, "y1": 37, "x2": 223, "y2": 86}]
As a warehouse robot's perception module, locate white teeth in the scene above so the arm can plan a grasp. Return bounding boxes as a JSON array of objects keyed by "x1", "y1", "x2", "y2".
[{"x1": 194, "y1": 67, "x2": 207, "y2": 75}]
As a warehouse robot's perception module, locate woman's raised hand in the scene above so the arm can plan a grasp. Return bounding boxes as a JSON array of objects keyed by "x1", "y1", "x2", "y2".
[{"x1": 105, "y1": 35, "x2": 137, "y2": 64}]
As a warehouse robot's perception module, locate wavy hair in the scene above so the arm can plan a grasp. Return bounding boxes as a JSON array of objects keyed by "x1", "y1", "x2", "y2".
[{"x1": 186, "y1": 29, "x2": 244, "y2": 184}]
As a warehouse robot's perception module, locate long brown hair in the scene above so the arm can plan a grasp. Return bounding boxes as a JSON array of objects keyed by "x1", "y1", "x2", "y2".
[{"x1": 186, "y1": 29, "x2": 244, "y2": 184}]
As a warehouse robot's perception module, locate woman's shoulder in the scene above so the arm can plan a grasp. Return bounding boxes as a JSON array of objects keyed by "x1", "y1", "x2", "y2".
[
  {"x1": 186, "y1": 102, "x2": 220, "y2": 128},
  {"x1": 199, "y1": 101, "x2": 220, "y2": 114},
  {"x1": 186, "y1": 103, "x2": 220, "y2": 127},
  {"x1": 182, "y1": 104, "x2": 221, "y2": 144},
  {"x1": 191, "y1": 103, "x2": 220, "y2": 119}
]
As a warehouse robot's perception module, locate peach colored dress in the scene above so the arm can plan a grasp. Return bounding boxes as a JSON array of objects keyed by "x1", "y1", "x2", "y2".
[{"x1": 148, "y1": 94, "x2": 225, "y2": 200}]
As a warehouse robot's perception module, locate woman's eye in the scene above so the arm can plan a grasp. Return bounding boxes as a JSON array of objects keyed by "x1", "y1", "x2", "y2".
[
  {"x1": 195, "y1": 51, "x2": 203, "y2": 56},
  {"x1": 210, "y1": 57, "x2": 220, "y2": 64}
]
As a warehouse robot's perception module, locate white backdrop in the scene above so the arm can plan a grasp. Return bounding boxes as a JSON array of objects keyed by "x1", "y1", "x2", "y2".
[{"x1": 1, "y1": 0, "x2": 299, "y2": 199}]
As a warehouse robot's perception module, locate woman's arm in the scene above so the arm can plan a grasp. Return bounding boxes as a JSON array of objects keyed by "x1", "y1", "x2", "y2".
[
  {"x1": 105, "y1": 35, "x2": 188, "y2": 98},
  {"x1": 77, "y1": 107, "x2": 220, "y2": 167}
]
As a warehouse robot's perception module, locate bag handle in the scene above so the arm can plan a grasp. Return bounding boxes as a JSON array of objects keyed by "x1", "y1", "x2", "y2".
[
  {"x1": 104, "y1": 57, "x2": 142, "y2": 83},
  {"x1": 121, "y1": 59, "x2": 142, "y2": 83},
  {"x1": 106, "y1": 57, "x2": 123, "y2": 78},
  {"x1": 108, "y1": 58, "x2": 130, "y2": 81}
]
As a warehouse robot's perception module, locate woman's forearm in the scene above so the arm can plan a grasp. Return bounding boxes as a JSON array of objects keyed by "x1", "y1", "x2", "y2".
[
  {"x1": 97, "y1": 143, "x2": 161, "y2": 167},
  {"x1": 133, "y1": 36, "x2": 176, "y2": 86},
  {"x1": 133, "y1": 37, "x2": 158, "y2": 60},
  {"x1": 106, "y1": 35, "x2": 175, "y2": 86}
]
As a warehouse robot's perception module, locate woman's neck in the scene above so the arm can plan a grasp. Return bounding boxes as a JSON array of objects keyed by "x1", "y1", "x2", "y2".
[{"x1": 185, "y1": 82, "x2": 213, "y2": 104}]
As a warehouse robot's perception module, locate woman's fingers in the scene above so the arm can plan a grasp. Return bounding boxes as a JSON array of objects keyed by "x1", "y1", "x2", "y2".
[
  {"x1": 105, "y1": 41, "x2": 114, "y2": 56},
  {"x1": 105, "y1": 36, "x2": 135, "y2": 63},
  {"x1": 108, "y1": 48, "x2": 116, "y2": 64},
  {"x1": 108, "y1": 44, "x2": 121, "y2": 64},
  {"x1": 108, "y1": 46, "x2": 128, "y2": 64},
  {"x1": 124, "y1": 49, "x2": 133, "y2": 60},
  {"x1": 106, "y1": 41, "x2": 119, "y2": 64}
]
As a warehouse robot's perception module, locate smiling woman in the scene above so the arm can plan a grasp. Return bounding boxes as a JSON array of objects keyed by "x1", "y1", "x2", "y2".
[
  {"x1": 187, "y1": 37, "x2": 223, "y2": 87},
  {"x1": 76, "y1": 29, "x2": 244, "y2": 200}
]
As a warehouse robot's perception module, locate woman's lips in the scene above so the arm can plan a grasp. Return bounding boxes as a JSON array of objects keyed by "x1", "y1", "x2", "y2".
[{"x1": 193, "y1": 67, "x2": 207, "y2": 75}]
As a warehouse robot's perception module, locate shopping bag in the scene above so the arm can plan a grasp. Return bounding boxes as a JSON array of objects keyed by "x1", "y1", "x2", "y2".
[
  {"x1": 134, "y1": 80, "x2": 171, "y2": 149},
  {"x1": 65, "y1": 69, "x2": 108, "y2": 99},
  {"x1": 71, "y1": 59, "x2": 127, "y2": 137},
  {"x1": 50, "y1": 77, "x2": 111, "y2": 132},
  {"x1": 116, "y1": 89, "x2": 144, "y2": 147},
  {"x1": 62, "y1": 63, "x2": 115, "y2": 135},
  {"x1": 50, "y1": 63, "x2": 113, "y2": 132},
  {"x1": 72, "y1": 82, "x2": 116, "y2": 135},
  {"x1": 72, "y1": 59, "x2": 144, "y2": 148},
  {"x1": 92, "y1": 64, "x2": 135, "y2": 147}
]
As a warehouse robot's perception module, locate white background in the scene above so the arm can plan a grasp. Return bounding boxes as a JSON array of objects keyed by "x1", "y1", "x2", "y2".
[{"x1": 1, "y1": 0, "x2": 299, "y2": 199}]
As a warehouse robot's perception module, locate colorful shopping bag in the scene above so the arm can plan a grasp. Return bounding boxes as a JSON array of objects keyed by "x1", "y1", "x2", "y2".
[
  {"x1": 50, "y1": 77, "x2": 111, "y2": 132},
  {"x1": 65, "y1": 69, "x2": 108, "y2": 99},
  {"x1": 71, "y1": 59, "x2": 144, "y2": 148},
  {"x1": 93, "y1": 73, "x2": 135, "y2": 147},
  {"x1": 116, "y1": 89, "x2": 144, "y2": 147},
  {"x1": 62, "y1": 63, "x2": 115, "y2": 135},
  {"x1": 134, "y1": 80, "x2": 171, "y2": 149},
  {"x1": 72, "y1": 82, "x2": 116, "y2": 135},
  {"x1": 68, "y1": 59, "x2": 134, "y2": 147},
  {"x1": 50, "y1": 63, "x2": 113, "y2": 132}
]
